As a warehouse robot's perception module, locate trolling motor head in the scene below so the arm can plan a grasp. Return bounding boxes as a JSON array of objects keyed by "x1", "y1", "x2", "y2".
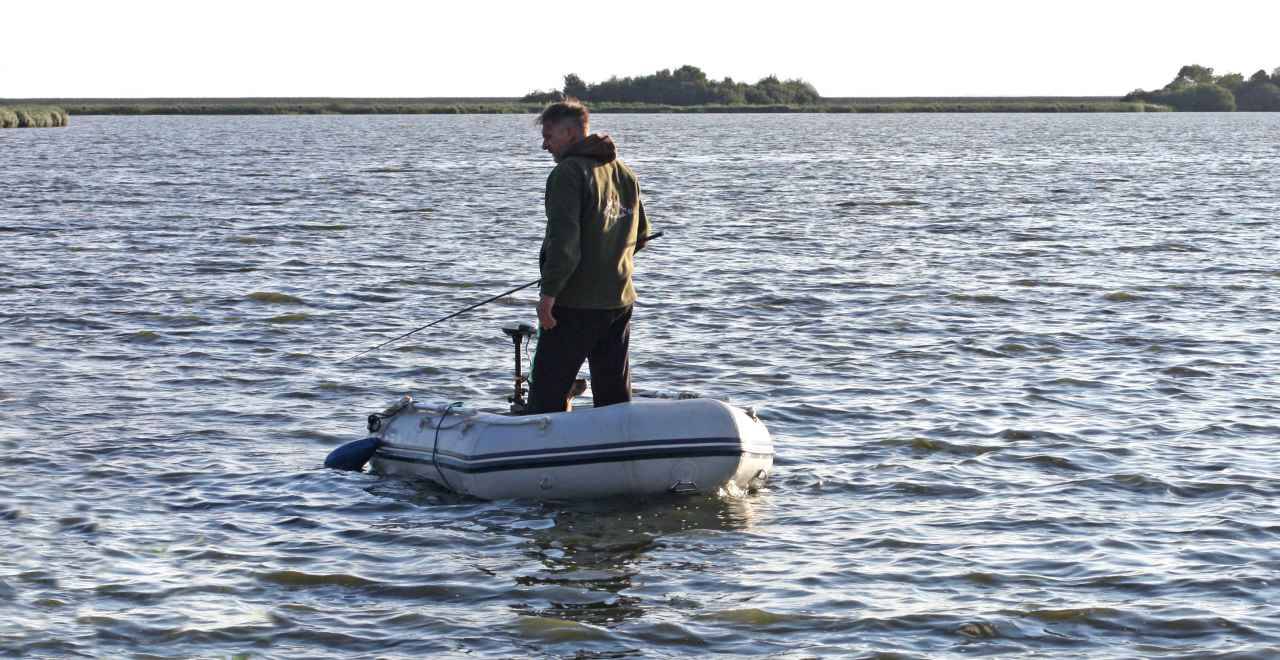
[
  {"x1": 502, "y1": 322, "x2": 537, "y2": 413},
  {"x1": 502, "y1": 321, "x2": 536, "y2": 342}
]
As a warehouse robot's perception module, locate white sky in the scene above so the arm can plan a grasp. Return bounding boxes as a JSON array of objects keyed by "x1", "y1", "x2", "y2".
[{"x1": 4, "y1": 0, "x2": 1279, "y2": 98}]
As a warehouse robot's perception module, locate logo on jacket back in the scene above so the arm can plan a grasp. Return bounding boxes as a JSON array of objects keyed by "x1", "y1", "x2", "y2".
[{"x1": 602, "y1": 192, "x2": 632, "y2": 230}]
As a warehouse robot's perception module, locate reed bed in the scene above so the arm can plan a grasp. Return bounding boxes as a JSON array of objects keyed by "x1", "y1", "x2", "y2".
[
  {"x1": 821, "y1": 101, "x2": 1169, "y2": 113},
  {"x1": 59, "y1": 102, "x2": 540, "y2": 115},
  {"x1": 0, "y1": 106, "x2": 69, "y2": 127}
]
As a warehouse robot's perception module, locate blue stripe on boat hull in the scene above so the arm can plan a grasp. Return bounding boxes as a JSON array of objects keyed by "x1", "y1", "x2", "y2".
[
  {"x1": 375, "y1": 446, "x2": 772, "y2": 474},
  {"x1": 422, "y1": 436, "x2": 748, "y2": 461}
]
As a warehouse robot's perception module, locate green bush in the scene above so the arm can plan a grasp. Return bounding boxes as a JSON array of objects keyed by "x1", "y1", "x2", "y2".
[
  {"x1": 521, "y1": 90, "x2": 565, "y2": 103},
  {"x1": 526, "y1": 66, "x2": 821, "y2": 106},
  {"x1": 1149, "y1": 83, "x2": 1236, "y2": 111},
  {"x1": 1236, "y1": 81, "x2": 1280, "y2": 111},
  {"x1": 1215, "y1": 73, "x2": 1245, "y2": 91},
  {"x1": 1128, "y1": 64, "x2": 1280, "y2": 111}
]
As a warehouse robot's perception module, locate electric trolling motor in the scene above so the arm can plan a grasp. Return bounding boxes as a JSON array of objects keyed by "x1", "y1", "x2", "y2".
[
  {"x1": 502, "y1": 321, "x2": 537, "y2": 413},
  {"x1": 501, "y1": 321, "x2": 588, "y2": 414}
]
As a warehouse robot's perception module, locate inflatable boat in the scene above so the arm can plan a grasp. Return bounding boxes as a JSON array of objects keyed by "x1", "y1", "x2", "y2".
[
  {"x1": 355, "y1": 394, "x2": 773, "y2": 500},
  {"x1": 328, "y1": 321, "x2": 774, "y2": 500}
]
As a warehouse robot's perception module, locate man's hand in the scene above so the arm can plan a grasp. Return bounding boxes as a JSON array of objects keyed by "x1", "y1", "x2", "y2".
[{"x1": 537, "y1": 294, "x2": 557, "y2": 330}]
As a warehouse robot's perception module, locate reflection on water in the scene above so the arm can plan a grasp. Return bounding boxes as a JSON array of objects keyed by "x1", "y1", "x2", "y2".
[{"x1": 378, "y1": 479, "x2": 757, "y2": 628}]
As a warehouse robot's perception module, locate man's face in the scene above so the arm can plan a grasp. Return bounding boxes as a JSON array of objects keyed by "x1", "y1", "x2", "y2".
[{"x1": 541, "y1": 120, "x2": 584, "y2": 162}]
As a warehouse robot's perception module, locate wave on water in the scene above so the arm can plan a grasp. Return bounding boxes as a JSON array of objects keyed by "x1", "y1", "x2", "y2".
[
  {"x1": 122, "y1": 330, "x2": 163, "y2": 343},
  {"x1": 296, "y1": 223, "x2": 351, "y2": 231},
  {"x1": 1115, "y1": 242, "x2": 1207, "y2": 254},
  {"x1": 1160, "y1": 365, "x2": 1213, "y2": 378},
  {"x1": 946, "y1": 292, "x2": 1015, "y2": 304},
  {"x1": 246, "y1": 292, "x2": 306, "y2": 305},
  {"x1": 514, "y1": 616, "x2": 618, "y2": 643},
  {"x1": 267, "y1": 313, "x2": 311, "y2": 324},
  {"x1": 835, "y1": 199, "x2": 927, "y2": 208},
  {"x1": 881, "y1": 436, "x2": 1003, "y2": 456}
]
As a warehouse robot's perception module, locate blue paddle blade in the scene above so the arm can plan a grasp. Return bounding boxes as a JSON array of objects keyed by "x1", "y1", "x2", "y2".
[{"x1": 325, "y1": 437, "x2": 382, "y2": 471}]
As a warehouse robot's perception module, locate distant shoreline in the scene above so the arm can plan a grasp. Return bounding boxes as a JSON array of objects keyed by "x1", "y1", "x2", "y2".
[{"x1": 1, "y1": 97, "x2": 1168, "y2": 115}]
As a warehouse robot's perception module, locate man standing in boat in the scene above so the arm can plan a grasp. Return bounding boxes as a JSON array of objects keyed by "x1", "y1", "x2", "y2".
[{"x1": 527, "y1": 99, "x2": 652, "y2": 414}]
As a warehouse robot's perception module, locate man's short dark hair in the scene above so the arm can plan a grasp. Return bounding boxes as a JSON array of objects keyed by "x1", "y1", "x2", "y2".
[{"x1": 537, "y1": 98, "x2": 589, "y2": 128}]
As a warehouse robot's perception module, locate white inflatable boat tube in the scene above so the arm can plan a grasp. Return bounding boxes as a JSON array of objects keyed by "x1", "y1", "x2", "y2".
[{"x1": 365, "y1": 396, "x2": 774, "y2": 500}]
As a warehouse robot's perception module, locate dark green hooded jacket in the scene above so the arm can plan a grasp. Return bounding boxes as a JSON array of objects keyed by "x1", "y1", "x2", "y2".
[{"x1": 540, "y1": 134, "x2": 650, "y2": 309}]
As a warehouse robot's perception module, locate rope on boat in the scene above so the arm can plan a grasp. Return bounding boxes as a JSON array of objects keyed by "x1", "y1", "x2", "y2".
[{"x1": 432, "y1": 402, "x2": 464, "y2": 493}]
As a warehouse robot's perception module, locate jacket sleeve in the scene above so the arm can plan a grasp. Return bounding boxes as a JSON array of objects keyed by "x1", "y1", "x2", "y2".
[{"x1": 540, "y1": 163, "x2": 583, "y2": 298}]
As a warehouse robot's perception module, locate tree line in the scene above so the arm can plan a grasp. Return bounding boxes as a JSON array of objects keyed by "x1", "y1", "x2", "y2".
[
  {"x1": 523, "y1": 65, "x2": 821, "y2": 106},
  {"x1": 1125, "y1": 65, "x2": 1280, "y2": 111}
]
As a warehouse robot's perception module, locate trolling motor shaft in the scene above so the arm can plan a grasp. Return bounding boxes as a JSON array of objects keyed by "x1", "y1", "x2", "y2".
[{"x1": 502, "y1": 322, "x2": 537, "y2": 412}]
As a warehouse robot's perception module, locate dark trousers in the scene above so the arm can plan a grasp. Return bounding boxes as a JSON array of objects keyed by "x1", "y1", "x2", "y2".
[{"x1": 527, "y1": 305, "x2": 632, "y2": 414}]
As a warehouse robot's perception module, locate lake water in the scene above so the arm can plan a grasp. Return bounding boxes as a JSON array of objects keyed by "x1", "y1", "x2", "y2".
[{"x1": 2, "y1": 112, "x2": 1279, "y2": 658}]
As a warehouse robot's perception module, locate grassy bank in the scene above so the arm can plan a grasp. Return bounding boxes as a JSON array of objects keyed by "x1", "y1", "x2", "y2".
[
  {"x1": 0, "y1": 106, "x2": 69, "y2": 127},
  {"x1": 821, "y1": 100, "x2": 1168, "y2": 113},
  {"x1": 3, "y1": 97, "x2": 1167, "y2": 115}
]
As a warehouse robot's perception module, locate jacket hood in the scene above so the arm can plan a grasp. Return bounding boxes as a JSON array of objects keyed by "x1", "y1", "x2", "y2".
[{"x1": 562, "y1": 133, "x2": 617, "y2": 163}]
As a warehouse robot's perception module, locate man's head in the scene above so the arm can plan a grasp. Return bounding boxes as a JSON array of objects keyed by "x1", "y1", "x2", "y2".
[{"x1": 537, "y1": 99, "x2": 589, "y2": 162}]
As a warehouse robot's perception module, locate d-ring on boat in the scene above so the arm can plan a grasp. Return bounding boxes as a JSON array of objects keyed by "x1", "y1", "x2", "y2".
[{"x1": 332, "y1": 322, "x2": 774, "y2": 500}]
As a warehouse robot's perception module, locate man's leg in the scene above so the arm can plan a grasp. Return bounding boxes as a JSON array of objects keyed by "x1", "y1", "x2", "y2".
[
  {"x1": 526, "y1": 307, "x2": 590, "y2": 414},
  {"x1": 586, "y1": 305, "x2": 632, "y2": 408}
]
